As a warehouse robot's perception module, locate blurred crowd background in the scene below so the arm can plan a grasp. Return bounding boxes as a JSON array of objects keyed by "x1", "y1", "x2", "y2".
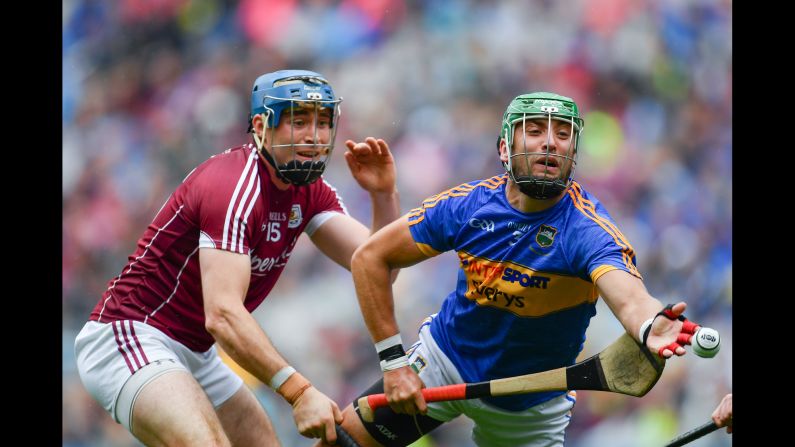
[{"x1": 62, "y1": 0, "x2": 732, "y2": 446}]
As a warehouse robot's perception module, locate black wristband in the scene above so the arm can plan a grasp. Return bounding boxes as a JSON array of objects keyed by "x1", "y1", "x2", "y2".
[{"x1": 377, "y1": 344, "x2": 406, "y2": 362}]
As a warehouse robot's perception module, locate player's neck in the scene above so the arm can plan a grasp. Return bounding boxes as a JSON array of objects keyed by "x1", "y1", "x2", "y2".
[{"x1": 505, "y1": 181, "x2": 564, "y2": 213}]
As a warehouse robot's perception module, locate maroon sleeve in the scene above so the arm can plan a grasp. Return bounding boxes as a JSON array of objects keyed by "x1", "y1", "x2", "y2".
[{"x1": 187, "y1": 149, "x2": 263, "y2": 254}]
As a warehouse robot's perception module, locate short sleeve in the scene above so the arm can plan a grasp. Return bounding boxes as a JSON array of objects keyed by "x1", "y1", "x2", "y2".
[
  {"x1": 407, "y1": 183, "x2": 475, "y2": 257},
  {"x1": 567, "y1": 199, "x2": 642, "y2": 283},
  {"x1": 187, "y1": 150, "x2": 263, "y2": 254}
]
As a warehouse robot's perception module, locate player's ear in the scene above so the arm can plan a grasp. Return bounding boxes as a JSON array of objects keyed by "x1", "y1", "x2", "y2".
[
  {"x1": 252, "y1": 114, "x2": 267, "y2": 141},
  {"x1": 498, "y1": 138, "x2": 509, "y2": 163}
]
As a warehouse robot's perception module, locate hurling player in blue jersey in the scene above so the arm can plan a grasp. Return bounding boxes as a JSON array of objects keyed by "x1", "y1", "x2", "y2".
[{"x1": 320, "y1": 92, "x2": 704, "y2": 447}]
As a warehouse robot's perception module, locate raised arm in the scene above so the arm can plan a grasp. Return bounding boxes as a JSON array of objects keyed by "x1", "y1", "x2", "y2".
[
  {"x1": 310, "y1": 137, "x2": 400, "y2": 273},
  {"x1": 200, "y1": 248, "x2": 343, "y2": 443},
  {"x1": 343, "y1": 137, "x2": 400, "y2": 234},
  {"x1": 595, "y1": 269, "x2": 689, "y2": 358}
]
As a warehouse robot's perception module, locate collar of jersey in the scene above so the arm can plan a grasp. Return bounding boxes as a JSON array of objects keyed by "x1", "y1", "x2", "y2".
[{"x1": 497, "y1": 183, "x2": 571, "y2": 220}]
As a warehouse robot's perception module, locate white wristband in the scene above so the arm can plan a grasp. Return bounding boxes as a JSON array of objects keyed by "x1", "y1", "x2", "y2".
[
  {"x1": 270, "y1": 366, "x2": 296, "y2": 390},
  {"x1": 375, "y1": 334, "x2": 403, "y2": 354},
  {"x1": 639, "y1": 318, "x2": 654, "y2": 345},
  {"x1": 380, "y1": 355, "x2": 410, "y2": 372}
]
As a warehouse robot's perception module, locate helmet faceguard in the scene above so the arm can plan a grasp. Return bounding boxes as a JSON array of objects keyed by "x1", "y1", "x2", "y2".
[
  {"x1": 499, "y1": 92, "x2": 584, "y2": 200},
  {"x1": 249, "y1": 70, "x2": 343, "y2": 186}
]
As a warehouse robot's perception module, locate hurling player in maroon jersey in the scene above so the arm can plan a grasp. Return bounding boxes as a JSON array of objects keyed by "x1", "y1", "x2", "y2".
[{"x1": 74, "y1": 70, "x2": 400, "y2": 446}]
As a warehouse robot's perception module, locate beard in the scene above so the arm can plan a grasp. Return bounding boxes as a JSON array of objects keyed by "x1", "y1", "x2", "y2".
[{"x1": 507, "y1": 152, "x2": 573, "y2": 200}]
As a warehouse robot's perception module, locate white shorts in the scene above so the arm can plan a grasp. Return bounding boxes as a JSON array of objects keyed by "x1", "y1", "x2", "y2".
[
  {"x1": 74, "y1": 320, "x2": 243, "y2": 430},
  {"x1": 409, "y1": 321, "x2": 576, "y2": 447}
]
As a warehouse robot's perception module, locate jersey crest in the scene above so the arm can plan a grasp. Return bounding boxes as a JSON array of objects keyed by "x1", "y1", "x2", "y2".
[
  {"x1": 288, "y1": 204, "x2": 303, "y2": 228},
  {"x1": 535, "y1": 224, "x2": 558, "y2": 248}
]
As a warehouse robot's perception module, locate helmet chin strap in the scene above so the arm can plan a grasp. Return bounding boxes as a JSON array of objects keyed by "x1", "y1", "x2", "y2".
[
  {"x1": 252, "y1": 117, "x2": 294, "y2": 185},
  {"x1": 515, "y1": 176, "x2": 568, "y2": 200}
]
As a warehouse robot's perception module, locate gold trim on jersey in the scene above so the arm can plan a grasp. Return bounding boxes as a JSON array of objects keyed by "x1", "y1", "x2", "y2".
[
  {"x1": 459, "y1": 252, "x2": 598, "y2": 317},
  {"x1": 408, "y1": 175, "x2": 508, "y2": 226},
  {"x1": 591, "y1": 264, "x2": 619, "y2": 283},
  {"x1": 567, "y1": 183, "x2": 642, "y2": 279}
]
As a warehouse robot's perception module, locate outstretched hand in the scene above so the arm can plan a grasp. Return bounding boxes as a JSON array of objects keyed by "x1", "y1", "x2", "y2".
[
  {"x1": 344, "y1": 137, "x2": 397, "y2": 194},
  {"x1": 646, "y1": 301, "x2": 691, "y2": 358}
]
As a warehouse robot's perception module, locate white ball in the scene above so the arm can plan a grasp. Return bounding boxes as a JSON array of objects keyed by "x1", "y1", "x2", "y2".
[{"x1": 692, "y1": 327, "x2": 720, "y2": 358}]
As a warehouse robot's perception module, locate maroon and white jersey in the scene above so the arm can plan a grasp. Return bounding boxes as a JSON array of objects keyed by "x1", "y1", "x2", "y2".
[{"x1": 89, "y1": 144, "x2": 348, "y2": 352}]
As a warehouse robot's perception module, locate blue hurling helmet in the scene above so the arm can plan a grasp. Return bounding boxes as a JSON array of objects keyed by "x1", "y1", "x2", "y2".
[{"x1": 249, "y1": 70, "x2": 342, "y2": 186}]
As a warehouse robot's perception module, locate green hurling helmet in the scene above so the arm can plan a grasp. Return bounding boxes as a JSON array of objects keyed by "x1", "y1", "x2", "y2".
[{"x1": 500, "y1": 92, "x2": 584, "y2": 200}]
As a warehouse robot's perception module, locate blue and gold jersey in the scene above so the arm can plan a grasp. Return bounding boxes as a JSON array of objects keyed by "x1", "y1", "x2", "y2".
[{"x1": 408, "y1": 174, "x2": 641, "y2": 411}]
